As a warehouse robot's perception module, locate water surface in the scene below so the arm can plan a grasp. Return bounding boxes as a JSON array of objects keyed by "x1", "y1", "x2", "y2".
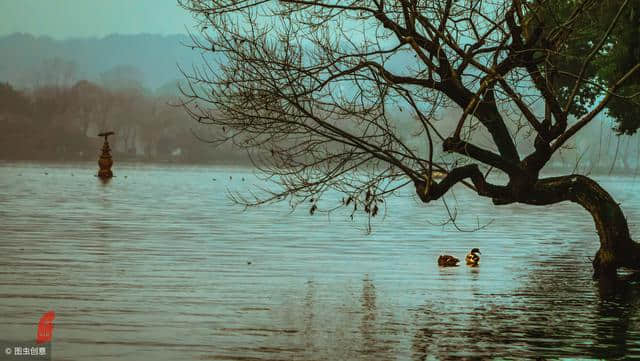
[{"x1": 1, "y1": 162, "x2": 640, "y2": 360}]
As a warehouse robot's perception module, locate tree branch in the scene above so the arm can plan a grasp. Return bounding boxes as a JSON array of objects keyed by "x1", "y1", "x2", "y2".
[
  {"x1": 443, "y1": 137, "x2": 522, "y2": 176},
  {"x1": 414, "y1": 164, "x2": 510, "y2": 203}
]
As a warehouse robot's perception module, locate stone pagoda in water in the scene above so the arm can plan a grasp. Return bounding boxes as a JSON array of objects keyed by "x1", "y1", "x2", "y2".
[{"x1": 97, "y1": 131, "x2": 114, "y2": 179}]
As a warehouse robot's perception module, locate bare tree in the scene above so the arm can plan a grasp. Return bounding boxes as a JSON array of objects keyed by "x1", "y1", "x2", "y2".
[
  {"x1": 30, "y1": 58, "x2": 78, "y2": 88},
  {"x1": 178, "y1": 0, "x2": 640, "y2": 280}
]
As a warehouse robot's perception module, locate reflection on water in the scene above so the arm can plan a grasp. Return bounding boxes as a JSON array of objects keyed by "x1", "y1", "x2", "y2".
[
  {"x1": 1, "y1": 162, "x2": 640, "y2": 360},
  {"x1": 410, "y1": 253, "x2": 640, "y2": 359}
]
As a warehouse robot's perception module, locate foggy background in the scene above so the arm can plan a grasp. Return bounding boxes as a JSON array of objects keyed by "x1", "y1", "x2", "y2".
[
  {"x1": 0, "y1": 0, "x2": 192, "y2": 39},
  {"x1": 0, "y1": 1, "x2": 637, "y2": 172}
]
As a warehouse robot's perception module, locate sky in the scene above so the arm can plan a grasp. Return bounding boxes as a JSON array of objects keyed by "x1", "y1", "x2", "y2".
[{"x1": 0, "y1": 0, "x2": 196, "y2": 39}]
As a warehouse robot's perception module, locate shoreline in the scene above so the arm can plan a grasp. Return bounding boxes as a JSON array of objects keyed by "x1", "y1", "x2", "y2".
[{"x1": 2, "y1": 159, "x2": 639, "y2": 177}]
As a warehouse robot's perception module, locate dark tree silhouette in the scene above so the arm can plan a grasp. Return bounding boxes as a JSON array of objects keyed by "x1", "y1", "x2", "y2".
[{"x1": 179, "y1": 0, "x2": 640, "y2": 280}]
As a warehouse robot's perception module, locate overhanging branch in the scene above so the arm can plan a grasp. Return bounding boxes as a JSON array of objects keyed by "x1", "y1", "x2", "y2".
[{"x1": 414, "y1": 164, "x2": 510, "y2": 203}]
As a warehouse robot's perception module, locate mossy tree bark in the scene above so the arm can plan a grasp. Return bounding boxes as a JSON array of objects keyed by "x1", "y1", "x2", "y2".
[{"x1": 529, "y1": 175, "x2": 640, "y2": 280}]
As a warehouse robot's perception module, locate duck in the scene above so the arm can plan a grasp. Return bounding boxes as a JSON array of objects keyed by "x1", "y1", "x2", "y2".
[
  {"x1": 438, "y1": 254, "x2": 460, "y2": 267},
  {"x1": 465, "y1": 248, "x2": 481, "y2": 266}
]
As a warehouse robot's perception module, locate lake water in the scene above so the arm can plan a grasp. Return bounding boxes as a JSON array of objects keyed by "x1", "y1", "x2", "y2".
[{"x1": 2, "y1": 162, "x2": 640, "y2": 360}]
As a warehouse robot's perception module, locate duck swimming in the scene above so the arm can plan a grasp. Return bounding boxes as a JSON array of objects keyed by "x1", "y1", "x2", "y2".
[
  {"x1": 465, "y1": 248, "x2": 481, "y2": 266},
  {"x1": 438, "y1": 254, "x2": 460, "y2": 267}
]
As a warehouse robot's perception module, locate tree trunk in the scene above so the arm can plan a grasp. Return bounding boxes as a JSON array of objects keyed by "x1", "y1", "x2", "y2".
[{"x1": 525, "y1": 175, "x2": 640, "y2": 280}]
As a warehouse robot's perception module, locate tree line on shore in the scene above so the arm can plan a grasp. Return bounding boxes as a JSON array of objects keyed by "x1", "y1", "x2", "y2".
[
  {"x1": 0, "y1": 77, "x2": 636, "y2": 173},
  {"x1": 0, "y1": 80, "x2": 249, "y2": 164}
]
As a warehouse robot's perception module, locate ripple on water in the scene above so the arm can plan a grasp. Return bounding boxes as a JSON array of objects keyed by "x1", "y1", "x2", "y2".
[{"x1": 1, "y1": 163, "x2": 640, "y2": 360}]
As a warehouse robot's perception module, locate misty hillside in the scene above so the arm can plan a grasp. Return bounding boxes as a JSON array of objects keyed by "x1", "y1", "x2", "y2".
[
  {"x1": 0, "y1": 34, "x2": 636, "y2": 172},
  {"x1": 0, "y1": 33, "x2": 208, "y2": 90}
]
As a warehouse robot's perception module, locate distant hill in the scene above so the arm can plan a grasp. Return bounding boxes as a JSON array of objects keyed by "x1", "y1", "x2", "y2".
[{"x1": 0, "y1": 33, "x2": 208, "y2": 91}]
